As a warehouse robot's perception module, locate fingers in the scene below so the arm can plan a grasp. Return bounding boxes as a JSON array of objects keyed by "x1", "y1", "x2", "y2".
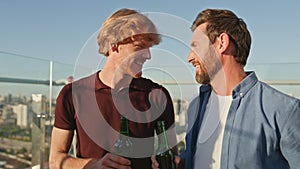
[
  {"x1": 174, "y1": 156, "x2": 181, "y2": 165},
  {"x1": 151, "y1": 155, "x2": 182, "y2": 169},
  {"x1": 108, "y1": 153, "x2": 131, "y2": 165},
  {"x1": 151, "y1": 155, "x2": 159, "y2": 169},
  {"x1": 102, "y1": 153, "x2": 131, "y2": 169}
]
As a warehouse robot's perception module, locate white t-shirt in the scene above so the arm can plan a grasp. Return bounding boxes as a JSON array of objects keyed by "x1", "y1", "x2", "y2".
[{"x1": 193, "y1": 90, "x2": 232, "y2": 169}]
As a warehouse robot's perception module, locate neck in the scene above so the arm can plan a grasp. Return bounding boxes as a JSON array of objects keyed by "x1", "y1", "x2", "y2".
[
  {"x1": 211, "y1": 59, "x2": 246, "y2": 96},
  {"x1": 99, "y1": 58, "x2": 132, "y2": 89}
]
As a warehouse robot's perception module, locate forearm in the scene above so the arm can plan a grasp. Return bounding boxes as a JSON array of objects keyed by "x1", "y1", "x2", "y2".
[
  {"x1": 49, "y1": 152, "x2": 93, "y2": 169},
  {"x1": 49, "y1": 152, "x2": 131, "y2": 169}
]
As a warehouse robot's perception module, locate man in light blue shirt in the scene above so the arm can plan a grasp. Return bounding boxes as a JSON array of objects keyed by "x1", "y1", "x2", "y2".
[
  {"x1": 152, "y1": 8, "x2": 300, "y2": 169},
  {"x1": 181, "y1": 71, "x2": 300, "y2": 169},
  {"x1": 181, "y1": 8, "x2": 300, "y2": 169}
]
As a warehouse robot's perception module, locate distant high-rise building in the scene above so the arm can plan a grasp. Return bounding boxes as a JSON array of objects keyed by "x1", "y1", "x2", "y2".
[
  {"x1": 11, "y1": 104, "x2": 30, "y2": 128},
  {"x1": 0, "y1": 95, "x2": 4, "y2": 103},
  {"x1": 1, "y1": 106, "x2": 16, "y2": 125},
  {"x1": 8, "y1": 94, "x2": 12, "y2": 104},
  {"x1": 4, "y1": 94, "x2": 13, "y2": 104},
  {"x1": 31, "y1": 94, "x2": 46, "y2": 115}
]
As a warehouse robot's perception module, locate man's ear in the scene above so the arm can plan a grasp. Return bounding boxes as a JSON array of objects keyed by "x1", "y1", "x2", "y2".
[{"x1": 217, "y1": 33, "x2": 230, "y2": 54}]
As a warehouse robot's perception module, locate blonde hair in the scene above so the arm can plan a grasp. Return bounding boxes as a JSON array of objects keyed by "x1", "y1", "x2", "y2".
[{"x1": 98, "y1": 8, "x2": 161, "y2": 56}]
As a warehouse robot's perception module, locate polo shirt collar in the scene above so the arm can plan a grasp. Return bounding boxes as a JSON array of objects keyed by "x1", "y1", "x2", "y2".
[
  {"x1": 95, "y1": 71, "x2": 146, "y2": 92},
  {"x1": 94, "y1": 71, "x2": 110, "y2": 90}
]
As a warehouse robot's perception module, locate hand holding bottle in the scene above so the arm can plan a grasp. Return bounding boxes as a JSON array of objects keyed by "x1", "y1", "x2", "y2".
[
  {"x1": 84, "y1": 153, "x2": 131, "y2": 169},
  {"x1": 154, "y1": 121, "x2": 177, "y2": 169},
  {"x1": 151, "y1": 155, "x2": 181, "y2": 169},
  {"x1": 114, "y1": 116, "x2": 133, "y2": 159}
]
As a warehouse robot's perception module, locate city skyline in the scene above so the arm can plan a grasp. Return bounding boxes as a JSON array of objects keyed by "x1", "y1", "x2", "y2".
[{"x1": 1, "y1": 1, "x2": 300, "y2": 101}]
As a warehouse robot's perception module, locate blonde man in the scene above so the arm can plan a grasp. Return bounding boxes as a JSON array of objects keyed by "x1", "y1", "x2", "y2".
[{"x1": 50, "y1": 8, "x2": 176, "y2": 169}]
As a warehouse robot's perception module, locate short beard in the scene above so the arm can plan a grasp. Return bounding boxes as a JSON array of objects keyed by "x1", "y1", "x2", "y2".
[
  {"x1": 196, "y1": 72, "x2": 210, "y2": 84},
  {"x1": 196, "y1": 59, "x2": 222, "y2": 85}
]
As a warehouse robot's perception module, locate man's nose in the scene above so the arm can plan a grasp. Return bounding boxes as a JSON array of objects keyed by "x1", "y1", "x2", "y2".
[
  {"x1": 187, "y1": 50, "x2": 195, "y2": 63},
  {"x1": 143, "y1": 48, "x2": 151, "y2": 60}
]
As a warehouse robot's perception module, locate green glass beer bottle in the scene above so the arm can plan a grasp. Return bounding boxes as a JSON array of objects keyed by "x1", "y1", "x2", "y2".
[
  {"x1": 114, "y1": 115, "x2": 133, "y2": 158},
  {"x1": 155, "y1": 120, "x2": 176, "y2": 169}
]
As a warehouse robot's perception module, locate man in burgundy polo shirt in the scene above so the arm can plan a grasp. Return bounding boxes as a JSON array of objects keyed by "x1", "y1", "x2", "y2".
[{"x1": 49, "y1": 8, "x2": 176, "y2": 169}]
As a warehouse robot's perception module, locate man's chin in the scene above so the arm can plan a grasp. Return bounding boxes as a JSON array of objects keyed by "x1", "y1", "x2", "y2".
[{"x1": 196, "y1": 75, "x2": 210, "y2": 84}]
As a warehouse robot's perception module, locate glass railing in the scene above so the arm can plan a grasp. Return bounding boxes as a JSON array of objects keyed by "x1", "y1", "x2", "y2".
[
  {"x1": 245, "y1": 62, "x2": 300, "y2": 98},
  {"x1": 0, "y1": 52, "x2": 75, "y2": 169},
  {"x1": 1, "y1": 52, "x2": 299, "y2": 168}
]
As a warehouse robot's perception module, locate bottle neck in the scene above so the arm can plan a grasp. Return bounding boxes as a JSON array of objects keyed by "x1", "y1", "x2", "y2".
[
  {"x1": 156, "y1": 121, "x2": 169, "y2": 149},
  {"x1": 120, "y1": 116, "x2": 129, "y2": 136}
]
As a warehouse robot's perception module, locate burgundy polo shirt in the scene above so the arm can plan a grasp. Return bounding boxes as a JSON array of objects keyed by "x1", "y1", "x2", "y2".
[{"x1": 54, "y1": 71, "x2": 175, "y2": 169}]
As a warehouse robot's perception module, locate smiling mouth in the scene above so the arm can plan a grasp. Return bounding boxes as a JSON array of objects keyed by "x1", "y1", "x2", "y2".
[
  {"x1": 193, "y1": 63, "x2": 202, "y2": 73},
  {"x1": 193, "y1": 62, "x2": 201, "y2": 69}
]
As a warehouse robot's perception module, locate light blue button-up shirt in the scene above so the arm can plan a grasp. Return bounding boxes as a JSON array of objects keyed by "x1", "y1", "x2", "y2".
[{"x1": 181, "y1": 72, "x2": 300, "y2": 169}]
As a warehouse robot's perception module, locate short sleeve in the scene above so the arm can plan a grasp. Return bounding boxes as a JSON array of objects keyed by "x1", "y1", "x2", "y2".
[{"x1": 54, "y1": 84, "x2": 76, "y2": 130}]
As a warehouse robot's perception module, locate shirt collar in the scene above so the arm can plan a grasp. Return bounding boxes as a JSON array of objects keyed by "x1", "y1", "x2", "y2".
[
  {"x1": 232, "y1": 71, "x2": 258, "y2": 99},
  {"x1": 199, "y1": 84, "x2": 212, "y2": 93},
  {"x1": 95, "y1": 71, "x2": 146, "y2": 92},
  {"x1": 198, "y1": 71, "x2": 258, "y2": 98},
  {"x1": 94, "y1": 71, "x2": 110, "y2": 90}
]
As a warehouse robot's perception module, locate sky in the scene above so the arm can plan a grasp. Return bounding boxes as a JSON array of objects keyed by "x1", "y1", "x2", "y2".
[{"x1": 1, "y1": 0, "x2": 300, "y2": 100}]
